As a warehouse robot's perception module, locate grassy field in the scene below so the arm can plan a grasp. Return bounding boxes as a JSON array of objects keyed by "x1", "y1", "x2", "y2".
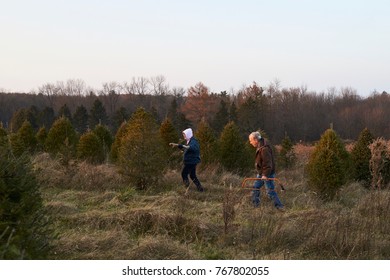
[{"x1": 33, "y1": 144, "x2": 390, "y2": 260}]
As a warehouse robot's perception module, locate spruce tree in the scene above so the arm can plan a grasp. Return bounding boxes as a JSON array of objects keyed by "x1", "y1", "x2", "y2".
[
  {"x1": 195, "y1": 119, "x2": 218, "y2": 167},
  {"x1": 218, "y1": 121, "x2": 251, "y2": 174},
  {"x1": 110, "y1": 121, "x2": 128, "y2": 162},
  {"x1": 93, "y1": 124, "x2": 113, "y2": 160},
  {"x1": 306, "y1": 129, "x2": 350, "y2": 200},
  {"x1": 278, "y1": 134, "x2": 296, "y2": 169},
  {"x1": 0, "y1": 146, "x2": 51, "y2": 259},
  {"x1": 36, "y1": 127, "x2": 47, "y2": 152},
  {"x1": 350, "y1": 128, "x2": 374, "y2": 187},
  {"x1": 45, "y1": 117, "x2": 78, "y2": 159},
  {"x1": 77, "y1": 131, "x2": 105, "y2": 164},
  {"x1": 72, "y1": 105, "x2": 89, "y2": 134},
  {"x1": 89, "y1": 98, "x2": 108, "y2": 129},
  {"x1": 159, "y1": 118, "x2": 180, "y2": 168},
  {"x1": 118, "y1": 108, "x2": 166, "y2": 189}
]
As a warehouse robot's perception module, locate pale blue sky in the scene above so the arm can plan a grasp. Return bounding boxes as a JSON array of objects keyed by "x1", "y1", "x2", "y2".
[{"x1": 1, "y1": 0, "x2": 389, "y2": 96}]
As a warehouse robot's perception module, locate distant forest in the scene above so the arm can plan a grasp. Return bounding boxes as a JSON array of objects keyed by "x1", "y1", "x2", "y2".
[{"x1": 1, "y1": 77, "x2": 389, "y2": 143}]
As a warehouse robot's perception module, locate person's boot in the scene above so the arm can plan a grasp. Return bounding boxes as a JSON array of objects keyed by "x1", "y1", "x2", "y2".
[
  {"x1": 183, "y1": 179, "x2": 190, "y2": 189},
  {"x1": 194, "y1": 180, "x2": 204, "y2": 192}
]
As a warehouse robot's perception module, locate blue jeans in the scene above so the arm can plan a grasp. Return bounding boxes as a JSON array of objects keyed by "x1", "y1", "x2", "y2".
[{"x1": 252, "y1": 174, "x2": 283, "y2": 208}]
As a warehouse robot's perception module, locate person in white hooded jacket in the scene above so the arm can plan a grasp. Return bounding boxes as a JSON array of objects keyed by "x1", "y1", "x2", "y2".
[{"x1": 169, "y1": 128, "x2": 204, "y2": 192}]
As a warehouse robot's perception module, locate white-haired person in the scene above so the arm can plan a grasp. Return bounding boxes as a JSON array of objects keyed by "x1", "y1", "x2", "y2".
[
  {"x1": 248, "y1": 131, "x2": 284, "y2": 210},
  {"x1": 170, "y1": 128, "x2": 204, "y2": 192}
]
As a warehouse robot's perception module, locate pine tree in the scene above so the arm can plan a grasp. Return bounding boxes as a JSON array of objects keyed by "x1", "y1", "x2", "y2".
[
  {"x1": 211, "y1": 99, "x2": 230, "y2": 135},
  {"x1": 77, "y1": 131, "x2": 105, "y2": 164},
  {"x1": 0, "y1": 147, "x2": 52, "y2": 259},
  {"x1": 110, "y1": 121, "x2": 128, "y2": 162},
  {"x1": 93, "y1": 124, "x2": 113, "y2": 160},
  {"x1": 118, "y1": 107, "x2": 166, "y2": 189},
  {"x1": 36, "y1": 127, "x2": 47, "y2": 152},
  {"x1": 89, "y1": 98, "x2": 108, "y2": 129},
  {"x1": 350, "y1": 128, "x2": 374, "y2": 187},
  {"x1": 218, "y1": 121, "x2": 251, "y2": 174},
  {"x1": 306, "y1": 129, "x2": 350, "y2": 200},
  {"x1": 58, "y1": 104, "x2": 72, "y2": 122},
  {"x1": 10, "y1": 120, "x2": 37, "y2": 156},
  {"x1": 195, "y1": 119, "x2": 218, "y2": 167},
  {"x1": 159, "y1": 118, "x2": 180, "y2": 168},
  {"x1": 72, "y1": 105, "x2": 89, "y2": 134},
  {"x1": 45, "y1": 117, "x2": 78, "y2": 159},
  {"x1": 0, "y1": 125, "x2": 8, "y2": 147},
  {"x1": 278, "y1": 134, "x2": 296, "y2": 169}
]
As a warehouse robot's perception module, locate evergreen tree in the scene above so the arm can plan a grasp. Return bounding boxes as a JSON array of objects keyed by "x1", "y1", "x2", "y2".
[
  {"x1": 0, "y1": 125, "x2": 7, "y2": 147},
  {"x1": 218, "y1": 121, "x2": 251, "y2": 174},
  {"x1": 38, "y1": 107, "x2": 55, "y2": 130},
  {"x1": 0, "y1": 147, "x2": 52, "y2": 259},
  {"x1": 278, "y1": 134, "x2": 296, "y2": 169},
  {"x1": 77, "y1": 131, "x2": 105, "y2": 164},
  {"x1": 45, "y1": 117, "x2": 78, "y2": 159},
  {"x1": 10, "y1": 120, "x2": 37, "y2": 156},
  {"x1": 9, "y1": 109, "x2": 27, "y2": 133},
  {"x1": 112, "y1": 107, "x2": 129, "y2": 133},
  {"x1": 118, "y1": 107, "x2": 166, "y2": 189},
  {"x1": 211, "y1": 99, "x2": 230, "y2": 135},
  {"x1": 229, "y1": 101, "x2": 238, "y2": 124},
  {"x1": 195, "y1": 119, "x2": 218, "y2": 167},
  {"x1": 36, "y1": 127, "x2": 47, "y2": 152},
  {"x1": 159, "y1": 118, "x2": 181, "y2": 168},
  {"x1": 110, "y1": 121, "x2": 128, "y2": 162},
  {"x1": 89, "y1": 98, "x2": 108, "y2": 129},
  {"x1": 350, "y1": 128, "x2": 374, "y2": 187},
  {"x1": 93, "y1": 124, "x2": 113, "y2": 160},
  {"x1": 57, "y1": 104, "x2": 72, "y2": 122},
  {"x1": 72, "y1": 105, "x2": 89, "y2": 134},
  {"x1": 306, "y1": 129, "x2": 350, "y2": 200}
]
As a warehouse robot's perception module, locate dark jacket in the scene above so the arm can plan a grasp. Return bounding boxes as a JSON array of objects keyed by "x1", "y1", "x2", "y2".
[
  {"x1": 255, "y1": 139, "x2": 275, "y2": 177},
  {"x1": 179, "y1": 137, "x2": 201, "y2": 165}
]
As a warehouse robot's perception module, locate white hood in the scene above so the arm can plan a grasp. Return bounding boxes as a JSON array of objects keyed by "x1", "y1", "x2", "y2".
[{"x1": 182, "y1": 128, "x2": 193, "y2": 144}]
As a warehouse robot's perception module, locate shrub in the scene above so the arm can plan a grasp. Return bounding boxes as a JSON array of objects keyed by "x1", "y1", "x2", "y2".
[
  {"x1": 369, "y1": 138, "x2": 390, "y2": 189},
  {"x1": 159, "y1": 118, "x2": 181, "y2": 168},
  {"x1": 0, "y1": 147, "x2": 52, "y2": 259},
  {"x1": 77, "y1": 131, "x2": 105, "y2": 164},
  {"x1": 306, "y1": 129, "x2": 350, "y2": 200},
  {"x1": 36, "y1": 127, "x2": 47, "y2": 152},
  {"x1": 350, "y1": 128, "x2": 374, "y2": 187},
  {"x1": 45, "y1": 117, "x2": 77, "y2": 160},
  {"x1": 278, "y1": 134, "x2": 296, "y2": 169},
  {"x1": 110, "y1": 121, "x2": 128, "y2": 162},
  {"x1": 218, "y1": 121, "x2": 251, "y2": 174},
  {"x1": 195, "y1": 119, "x2": 218, "y2": 167},
  {"x1": 93, "y1": 124, "x2": 113, "y2": 159},
  {"x1": 9, "y1": 120, "x2": 37, "y2": 156},
  {"x1": 118, "y1": 108, "x2": 167, "y2": 189}
]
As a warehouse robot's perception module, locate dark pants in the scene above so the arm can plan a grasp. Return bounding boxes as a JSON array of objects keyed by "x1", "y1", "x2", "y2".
[{"x1": 181, "y1": 163, "x2": 203, "y2": 192}]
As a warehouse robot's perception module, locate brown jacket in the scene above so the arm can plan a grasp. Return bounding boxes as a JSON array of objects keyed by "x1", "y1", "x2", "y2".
[{"x1": 255, "y1": 139, "x2": 275, "y2": 177}]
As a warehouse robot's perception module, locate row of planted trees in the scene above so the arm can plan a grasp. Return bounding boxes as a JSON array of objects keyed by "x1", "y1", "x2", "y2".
[
  {"x1": 307, "y1": 127, "x2": 390, "y2": 200},
  {"x1": 4, "y1": 102, "x2": 390, "y2": 196},
  {"x1": 1, "y1": 104, "x2": 390, "y2": 259}
]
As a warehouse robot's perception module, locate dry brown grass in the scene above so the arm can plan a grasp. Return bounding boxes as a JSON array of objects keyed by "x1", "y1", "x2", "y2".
[{"x1": 34, "y1": 145, "x2": 390, "y2": 260}]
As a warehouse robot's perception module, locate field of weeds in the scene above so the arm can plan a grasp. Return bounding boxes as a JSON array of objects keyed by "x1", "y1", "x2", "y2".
[{"x1": 33, "y1": 144, "x2": 390, "y2": 260}]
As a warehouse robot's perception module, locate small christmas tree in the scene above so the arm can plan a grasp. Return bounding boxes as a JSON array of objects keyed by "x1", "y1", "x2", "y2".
[
  {"x1": 350, "y1": 128, "x2": 374, "y2": 187},
  {"x1": 306, "y1": 128, "x2": 350, "y2": 200}
]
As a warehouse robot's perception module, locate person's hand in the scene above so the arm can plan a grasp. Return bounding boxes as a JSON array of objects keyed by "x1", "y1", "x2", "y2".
[
  {"x1": 169, "y1": 143, "x2": 178, "y2": 147},
  {"x1": 261, "y1": 175, "x2": 267, "y2": 180}
]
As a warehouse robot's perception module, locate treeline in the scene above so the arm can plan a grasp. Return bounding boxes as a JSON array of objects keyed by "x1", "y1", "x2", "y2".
[{"x1": 1, "y1": 77, "x2": 390, "y2": 143}]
